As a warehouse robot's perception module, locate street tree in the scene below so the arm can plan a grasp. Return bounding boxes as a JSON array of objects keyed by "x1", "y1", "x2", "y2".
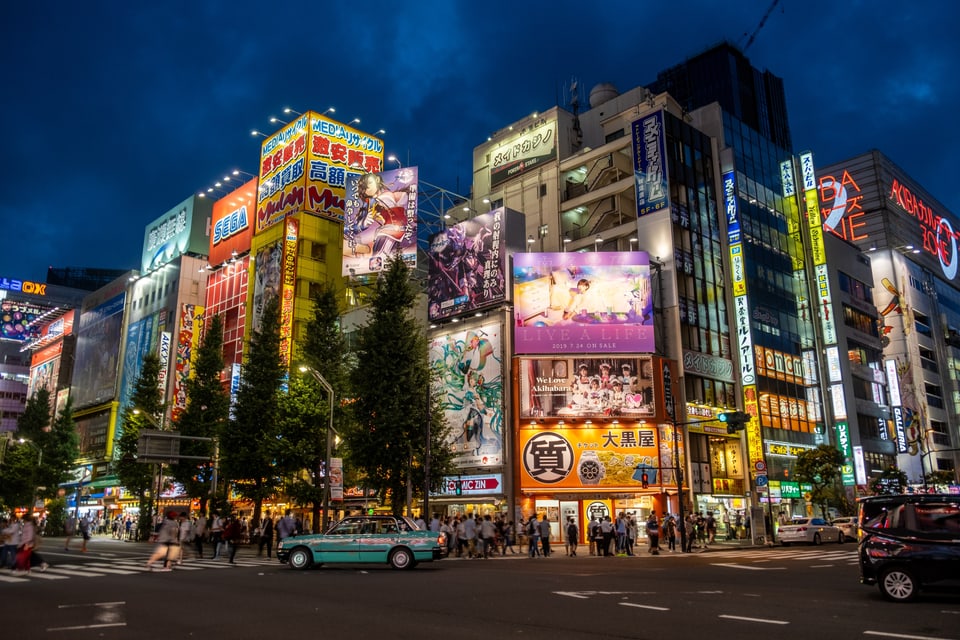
[
  {"x1": 347, "y1": 256, "x2": 453, "y2": 516},
  {"x1": 171, "y1": 313, "x2": 230, "y2": 517},
  {"x1": 924, "y1": 469, "x2": 957, "y2": 489},
  {"x1": 795, "y1": 444, "x2": 846, "y2": 518},
  {"x1": 220, "y1": 294, "x2": 284, "y2": 526},
  {"x1": 115, "y1": 351, "x2": 164, "y2": 540},
  {"x1": 41, "y1": 398, "x2": 80, "y2": 534},
  {"x1": 871, "y1": 466, "x2": 909, "y2": 495}
]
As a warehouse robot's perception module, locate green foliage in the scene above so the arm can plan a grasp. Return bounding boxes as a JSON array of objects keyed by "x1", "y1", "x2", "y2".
[
  {"x1": 171, "y1": 313, "x2": 229, "y2": 516},
  {"x1": 17, "y1": 387, "x2": 52, "y2": 440},
  {"x1": 0, "y1": 442, "x2": 36, "y2": 510},
  {"x1": 871, "y1": 466, "x2": 908, "y2": 495},
  {"x1": 794, "y1": 444, "x2": 845, "y2": 518},
  {"x1": 114, "y1": 351, "x2": 163, "y2": 541},
  {"x1": 347, "y1": 256, "x2": 434, "y2": 516},
  {"x1": 39, "y1": 398, "x2": 81, "y2": 501},
  {"x1": 220, "y1": 294, "x2": 284, "y2": 522},
  {"x1": 924, "y1": 470, "x2": 957, "y2": 488},
  {"x1": 43, "y1": 498, "x2": 68, "y2": 536}
]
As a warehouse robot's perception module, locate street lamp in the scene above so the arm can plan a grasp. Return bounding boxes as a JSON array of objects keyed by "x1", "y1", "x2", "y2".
[
  {"x1": 387, "y1": 155, "x2": 402, "y2": 169},
  {"x1": 299, "y1": 366, "x2": 337, "y2": 531}
]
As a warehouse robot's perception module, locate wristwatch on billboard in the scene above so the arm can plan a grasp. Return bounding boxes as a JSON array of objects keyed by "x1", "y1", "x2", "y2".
[{"x1": 577, "y1": 451, "x2": 605, "y2": 485}]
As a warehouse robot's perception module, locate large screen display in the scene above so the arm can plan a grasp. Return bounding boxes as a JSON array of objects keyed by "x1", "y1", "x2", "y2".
[
  {"x1": 72, "y1": 293, "x2": 125, "y2": 408},
  {"x1": 513, "y1": 251, "x2": 654, "y2": 354},
  {"x1": 342, "y1": 167, "x2": 418, "y2": 276},
  {"x1": 427, "y1": 208, "x2": 509, "y2": 321},
  {"x1": 429, "y1": 323, "x2": 504, "y2": 468}
]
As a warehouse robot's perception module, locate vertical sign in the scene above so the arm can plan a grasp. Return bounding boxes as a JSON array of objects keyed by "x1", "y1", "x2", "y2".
[
  {"x1": 279, "y1": 218, "x2": 298, "y2": 370},
  {"x1": 835, "y1": 421, "x2": 856, "y2": 485},
  {"x1": 157, "y1": 331, "x2": 172, "y2": 396},
  {"x1": 330, "y1": 457, "x2": 343, "y2": 501},
  {"x1": 631, "y1": 110, "x2": 670, "y2": 216}
]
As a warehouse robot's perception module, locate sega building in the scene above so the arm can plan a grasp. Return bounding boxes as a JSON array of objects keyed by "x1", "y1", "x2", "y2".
[{"x1": 817, "y1": 150, "x2": 960, "y2": 484}]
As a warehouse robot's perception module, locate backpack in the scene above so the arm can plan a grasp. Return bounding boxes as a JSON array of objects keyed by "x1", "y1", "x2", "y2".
[{"x1": 567, "y1": 523, "x2": 577, "y2": 539}]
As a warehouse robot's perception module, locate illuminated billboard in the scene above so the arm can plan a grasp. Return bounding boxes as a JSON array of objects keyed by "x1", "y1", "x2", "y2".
[
  {"x1": 119, "y1": 314, "x2": 157, "y2": 411},
  {"x1": 490, "y1": 118, "x2": 556, "y2": 188},
  {"x1": 209, "y1": 178, "x2": 256, "y2": 265},
  {"x1": 72, "y1": 293, "x2": 125, "y2": 408},
  {"x1": 141, "y1": 195, "x2": 212, "y2": 273},
  {"x1": 343, "y1": 167, "x2": 418, "y2": 276},
  {"x1": 518, "y1": 424, "x2": 675, "y2": 492},
  {"x1": 251, "y1": 239, "x2": 282, "y2": 333},
  {"x1": 279, "y1": 218, "x2": 297, "y2": 369},
  {"x1": 0, "y1": 299, "x2": 49, "y2": 342},
  {"x1": 172, "y1": 304, "x2": 204, "y2": 421},
  {"x1": 256, "y1": 111, "x2": 384, "y2": 232},
  {"x1": 518, "y1": 356, "x2": 655, "y2": 420},
  {"x1": 427, "y1": 208, "x2": 516, "y2": 321},
  {"x1": 513, "y1": 251, "x2": 654, "y2": 354},
  {"x1": 631, "y1": 110, "x2": 670, "y2": 217},
  {"x1": 429, "y1": 323, "x2": 504, "y2": 468}
]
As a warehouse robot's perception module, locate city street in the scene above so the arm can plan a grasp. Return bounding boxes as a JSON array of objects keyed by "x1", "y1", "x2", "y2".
[{"x1": 2, "y1": 537, "x2": 958, "y2": 639}]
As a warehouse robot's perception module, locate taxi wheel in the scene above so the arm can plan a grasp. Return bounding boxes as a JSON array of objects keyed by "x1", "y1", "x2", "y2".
[
  {"x1": 289, "y1": 546, "x2": 314, "y2": 570},
  {"x1": 837, "y1": 532, "x2": 844, "y2": 544},
  {"x1": 389, "y1": 547, "x2": 414, "y2": 570},
  {"x1": 812, "y1": 533, "x2": 822, "y2": 545}
]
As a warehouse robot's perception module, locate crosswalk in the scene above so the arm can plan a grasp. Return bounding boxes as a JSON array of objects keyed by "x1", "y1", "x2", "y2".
[
  {"x1": 0, "y1": 555, "x2": 282, "y2": 584},
  {"x1": 676, "y1": 546, "x2": 858, "y2": 565}
]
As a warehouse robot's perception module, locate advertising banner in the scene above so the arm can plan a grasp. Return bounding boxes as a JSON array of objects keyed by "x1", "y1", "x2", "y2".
[
  {"x1": 632, "y1": 110, "x2": 670, "y2": 217},
  {"x1": 256, "y1": 111, "x2": 384, "y2": 232},
  {"x1": 428, "y1": 209, "x2": 509, "y2": 321},
  {"x1": 157, "y1": 331, "x2": 171, "y2": 396},
  {"x1": 75, "y1": 409, "x2": 112, "y2": 459},
  {"x1": 513, "y1": 251, "x2": 654, "y2": 354},
  {"x1": 429, "y1": 323, "x2": 504, "y2": 468},
  {"x1": 118, "y1": 314, "x2": 156, "y2": 411},
  {"x1": 490, "y1": 118, "x2": 556, "y2": 188},
  {"x1": 28, "y1": 356, "x2": 60, "y2": 401},
  {"x1": 172, "y1": 304, "x2": 204, "y2": 421},
  {"x1": 209, "y1": 179, "x2": 256, "y2": 265},
  {"x1": 72, "y1": 293, "x2": 125, "y2": 408},
  {"x1": 518, "y1": 356, "x2": 656, "y2": 420},
  {"x1": 343, "y1": 167, "x2": 418, "y2": 276},
  {"x1": 141, "y1": 195, "x2": 210, "y2": 273},
  {"x1": 330, "y1": 457, "x2": 343, "y2": 501},
  {"x1": 251, "y1": 239, "x2": 282, "y2": 333},
  {"x1": 518, "y1": 425, "x2": 663, "y2": 491},
  {"x1": 279, "y1": 218, "x2": 298, "y2": 369},
  {"x1": 0, "y1": 299, "x2": 51, "y2": 342}
]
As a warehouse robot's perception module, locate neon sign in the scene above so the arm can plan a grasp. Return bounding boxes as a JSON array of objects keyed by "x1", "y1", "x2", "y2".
[{"x1": 0, "y1": 278, "x2": 46, "y2": 296}]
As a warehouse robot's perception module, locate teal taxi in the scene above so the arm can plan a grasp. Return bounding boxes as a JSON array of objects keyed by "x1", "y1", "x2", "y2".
[{"x1": 277, "y1": 515, "x2": 446, "y2": 570}]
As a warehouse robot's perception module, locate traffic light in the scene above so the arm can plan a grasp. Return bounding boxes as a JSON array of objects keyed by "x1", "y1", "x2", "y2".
[
  {"x1": 455, "y1": 480, "x2": 463, "y2": 496},
  {"x1": 718, "y1": 411, "x2": 751, "y2": 434},
  {"x1": 641, "y1": 472, "x2": 649, "y2": 489}
]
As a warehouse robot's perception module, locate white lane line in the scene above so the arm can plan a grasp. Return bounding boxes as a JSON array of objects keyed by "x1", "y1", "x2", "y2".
[
  {"x1": 58, "y1": 602, "x2": 126, "y2": 608},
  {"x1": 16, "y1": 572, "x2": 68, "y2": 580},
  {"x1": 620, "y1": 603, "x2": 670, "y2": 611},
  {"x1": 864, "y1": 631, "x2": 957, "y2": 640},
  {"x1": 810, "y1": 564, "x2": 835, "y2": 568},
  {"x1": 57, "y1": 564, "x2": 137, "y2": 575},
  {"x1": 554, "y1": 591, "x2": 590, "y2": 599},
  {"x1": 42, "y1": 568, "x2": 108, "y2": 577},
  {"x1": 711, "y1": 563, "x2": 786, "y2": 570},
  {"x1": 719, "y1": 614, "x2": 789, "y2": 625},
  {"x1": 47, "y1": 623, "x2": 127, "y2": 632},
  {"x1": 0, "y1": 575, "x2": 29, "y2": 583}
]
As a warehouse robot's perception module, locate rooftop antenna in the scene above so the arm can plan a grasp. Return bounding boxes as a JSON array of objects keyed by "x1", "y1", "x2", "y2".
[{"x1": 568, "y1": 77, "x2": 583, "y2": 147}]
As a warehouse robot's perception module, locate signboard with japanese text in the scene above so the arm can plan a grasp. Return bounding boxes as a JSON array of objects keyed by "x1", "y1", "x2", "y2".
[
  {"x1": 342, "y1": 167, "x2": 418, "y2": 276},
  {"x1": 428, "y1": 208, "x2": 520, "y2": 321},
  {"x1": 171, "y1": 304, "x2": 204, "y2": 421},
  {"x1": 513, "y1": 251, "x2": 654, "y2": 354},
  {"x1": 209, "y1": 179, "x2": 256, "y2": 265},
  {"x1": 429, "y1": 323, "x2": 504, "y2": 468},
  {"x1": 256, "y1": 111, "x2": 384, "y2": 232},
  {"x1": 632, "y1": 110, "x2": 670, "y2": 216},
  {"x1": 835, "y1": 421, "x2": 856, "y2": 485},
  {"x1": 279, "y1": 218, "x2": 298, "y2": 370},
  {"x1": 490, "y1": 118, "x2": 556, "y2": 188},
  {"x1": 141, "y1": 195, "x2": 211, "y2": 273}
]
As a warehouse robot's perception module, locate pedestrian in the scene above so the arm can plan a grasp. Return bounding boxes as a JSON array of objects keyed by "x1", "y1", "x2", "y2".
[
  {"x1": 723, "y1": 509, "x2": 733, "y2": 540},
  {"x1": 258, "y1": 511, "x2": 275, "y2": 558},
  {"x1": 479, "y1": 514, "x2": 496, "y2": 558},
  {"x1": 502, "y1": 520, "x2": 518, "y2": 555},
  {"x1": 146, "y1": 511, "x2": 179, "y2": 571},
  {"x1": 429, "y1": 513, "x2": 441, "y2": 532},
  {"x1": 414, "y1": 513, "x2": 426, "y2": 530},
  {"x1": 706, "y1": 511, "x2": 717, "y2": 545},
  {"x1": 538, "y1": 514, "x2": 552, "y2": 557},
  {"x1": 587, "y1": 516, "x2": 599, "y2": 556},
  {"x1": 526, "y1": 516, "x2": 541, "y2": 557},
  {"x1": 1, "y1": 516, "x2": 20, "y2": 569},
  {"x1": 565, "y1": 517, "x2": 579, "y2": 557},
  {"x1": 63, "y1": 514, "x2": 76, "y2": 551},
  {"x1": 441, "y1": 517, "x2": 456, "y2": 556},
  {"x1": 223, "y1": 516, "x2": 242, "y2": 564},
  {"x1": 665, "y1": 515, "x2": 677, "y2": 552},
  {"x1": 615, "y1": 513, "x2": 627, "y2": 556},
  {"x1": 194, "y1": 513, "x2": 207, "y2": 558},
  {"x1": 625, "y1": 515, "x2": 637, "y2": 556},
  {"x1": 175, "y1": 512, "x2": 193, "y2": 565},
  {"x1": 79, "y1": 513, "x2": 91, "y2": 552},
  {"x1": 276, "y1": 509, "x2": 296, "y2": 545},
  {"x1": 600, "y1": 515, "x2": 614, "y2": 556},
  {"x1": 210, "y1": 512, "x2": 225, "y2": 559},
  {"x1": 646, "y1": 513, "x2": 660, "y2": 555},
  {"x1": 14, "y1": 514, "x2": 48, "y2": 574},
  {"x1": 463, "y1": 513, "x2": 478, "y2": 558}
]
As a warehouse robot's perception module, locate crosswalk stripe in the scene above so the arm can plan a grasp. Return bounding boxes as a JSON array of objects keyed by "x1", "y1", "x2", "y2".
[
  {"x1": 58, "y1": 564, "x2": 138, "y2": 575},
  {"x1": 42, "y1": 567, "x2": 108, "y2": 577}
]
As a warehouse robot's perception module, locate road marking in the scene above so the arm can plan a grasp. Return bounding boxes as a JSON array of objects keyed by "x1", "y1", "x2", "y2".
[
  {"x1": 57, "y1": 564, "x2": 137, "y2": 575},
  {"x1": 711, "y1": 563, "x2": 786, "y2": 570},
  {"x1": 865, "y1": 631, "x2": 957, "y2": 640},
  {"x1": 16, "y1": 572, "x2": 68, "y2": 580},
  {"x1": 0, "y1": 575, "x2": 29, "y2": 583},
  {"x1": 620, "y1": 603, "x2": 669, "y2": 611},
  {"x1": 42, "y1": 567, "x2": 108, "y2": 577},
  {"x1": 47, "y1": 623, "x2": 127, "y2": 632},
  {"x1": 58, "y1": 602, "x2": 126, "y2": 608},
  {"x1": 719, "y1": 614, "x2": 789, "y2": 625},
  {"x1": 810, "y1": 564, "x2": 834, "y2": 568}
]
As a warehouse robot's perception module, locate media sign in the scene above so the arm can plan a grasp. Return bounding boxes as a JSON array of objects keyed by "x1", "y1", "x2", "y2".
[
  {"x1": 490, "y1": 118, "x2": 556, "y2": 188},
  {"x1": 631, "y1": 110, "x2": 670, "y2": 216}
]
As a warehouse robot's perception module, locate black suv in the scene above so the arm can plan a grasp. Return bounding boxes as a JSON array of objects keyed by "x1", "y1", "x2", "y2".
[{"x1": 858, "y1": 493, "x2": 960, "y2": 602}]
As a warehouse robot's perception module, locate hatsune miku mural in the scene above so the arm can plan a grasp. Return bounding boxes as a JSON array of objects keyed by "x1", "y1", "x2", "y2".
[{"x1": 429, "y1": 323, "x2": 503, "y2": 468}]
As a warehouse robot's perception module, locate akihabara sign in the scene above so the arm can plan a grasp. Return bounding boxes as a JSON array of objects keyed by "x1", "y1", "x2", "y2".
[
  {"x1": 513, "y1": 251, "x2": 654, "y2": 354},
  {"x1": 489, "y1": 118, "x2": 556, "y2": 188},
  {"x1": 819, "y1": 162, "x2": 960, "y2": 282},
  {"x1": 256, "y1": 111, "x2": 384, "y2": 232}
]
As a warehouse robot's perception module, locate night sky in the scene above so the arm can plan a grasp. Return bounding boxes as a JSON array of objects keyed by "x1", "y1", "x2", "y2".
[{"x1": 3, "y1": 1, "x2": 958, "y2": 282}]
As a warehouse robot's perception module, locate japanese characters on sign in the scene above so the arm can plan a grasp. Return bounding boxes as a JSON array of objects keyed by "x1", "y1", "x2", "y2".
[
  {"x1": 631, "y1": 110, "x2": 670, "y2": 217},
  {"x1": 342, "y1": 167, "x2": 419, "y2": 276}
]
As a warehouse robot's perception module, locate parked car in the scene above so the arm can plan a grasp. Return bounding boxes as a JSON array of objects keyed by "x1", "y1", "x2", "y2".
[
  {"x1": 858, "y1": 493, "x2": 960, "y2": 602},
  {"x1": 832, "y1": 516, "x2": 858, "y2": 541},
  {"x1": 778, "y1": 517, "x2": 844, "y2": 545},
  {"x1": 277, "y1": 515, "x2": 446, "y2": 570}
]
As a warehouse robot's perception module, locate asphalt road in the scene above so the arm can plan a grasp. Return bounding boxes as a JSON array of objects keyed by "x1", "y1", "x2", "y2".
[{"x1": 2, "y1": 537, "x2": 959, "y2": 640}]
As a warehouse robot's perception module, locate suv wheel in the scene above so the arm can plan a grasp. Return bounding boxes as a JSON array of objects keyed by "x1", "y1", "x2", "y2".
[
  {"x1": 878, "y1": 566, "x2": 919, "y2": 602},
  {"x1": 812, "y1": 533, "x2": 822, "y2": 545}
]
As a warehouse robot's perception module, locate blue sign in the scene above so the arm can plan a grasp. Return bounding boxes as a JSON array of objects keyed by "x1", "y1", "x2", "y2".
[{"x1": 631, "y1": 110, "x2": 670, "y2": 217}]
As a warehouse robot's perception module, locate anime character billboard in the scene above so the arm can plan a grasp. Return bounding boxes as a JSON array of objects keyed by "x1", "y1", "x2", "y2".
[
  {"x1": 342, "y1": 167, "x2": 418, "y2": 276},
  {"x1": 429, "y1": 323, "x2": 504, "y2": 468},
  {"x1": 513, "y1": 251, "x2": 654, "y2": 354},
  {"x1": 251, "y1": 240, "x2": 282, "y2": 333}
]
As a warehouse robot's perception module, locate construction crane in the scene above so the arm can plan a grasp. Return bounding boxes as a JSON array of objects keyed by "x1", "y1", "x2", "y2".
[{"x1": 740, "y1": 0, "x2": 782, "y2": 52}]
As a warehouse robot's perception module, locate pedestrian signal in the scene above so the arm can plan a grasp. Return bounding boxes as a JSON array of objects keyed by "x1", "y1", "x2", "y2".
[{"x1": 641, "y1": 472, "x2": 649, "y2": 489}]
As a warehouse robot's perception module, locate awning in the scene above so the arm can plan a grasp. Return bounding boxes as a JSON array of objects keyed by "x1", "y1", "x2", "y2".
[{"x1": 87, "y1": 475, "x2": 120, "y2": 490}]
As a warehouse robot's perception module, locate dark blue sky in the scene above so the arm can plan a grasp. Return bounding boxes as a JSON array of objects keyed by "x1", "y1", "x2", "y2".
[{"x1": 3, "y1": 1, "x2": 958, "y2": 283}]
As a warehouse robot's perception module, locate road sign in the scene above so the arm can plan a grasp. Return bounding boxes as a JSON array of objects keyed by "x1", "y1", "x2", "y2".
[
  {"x1": 755, "y1": 474, "x2": 768, "y2": 487},
  {"x1": 754, "y1": 460, "x2": 767, "y2": 472}
]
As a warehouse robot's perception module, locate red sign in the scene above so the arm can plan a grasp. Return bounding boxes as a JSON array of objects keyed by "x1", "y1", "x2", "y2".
[{"x1": 442, "y1": 475, "x2": 501, "y2": 495}]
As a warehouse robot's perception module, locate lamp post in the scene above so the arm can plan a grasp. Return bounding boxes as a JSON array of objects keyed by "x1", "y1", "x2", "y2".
[
  {"x1": 299, "y1": 366, "x2": 336, "y2": 531},
  {"x1": 18, "y1": 438, "x2": 42, "y2": 515}
]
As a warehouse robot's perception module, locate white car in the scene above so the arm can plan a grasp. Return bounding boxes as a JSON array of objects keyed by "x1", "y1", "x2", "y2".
[
  {"x1": 831, "y1": 516, "x2": 857, "y2": 541},
  {"x1": 778, "y1": 517, "x2": 844, "y2": 545}
]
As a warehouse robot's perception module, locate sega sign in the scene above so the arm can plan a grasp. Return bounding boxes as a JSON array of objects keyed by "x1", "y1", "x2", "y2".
[
  {"x1": 209, "y1": 178, "x2": 256, "y2": 265},
  {"x1": 213, "y1": 206, "x2": 249, "y2": 245}
]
